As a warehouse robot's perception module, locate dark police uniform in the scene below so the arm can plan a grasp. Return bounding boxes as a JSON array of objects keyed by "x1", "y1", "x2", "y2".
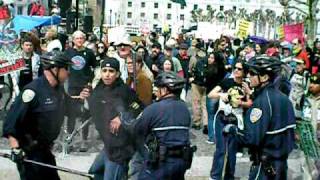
[
  {"x1": 233, "y1": 84, "x2": 295, "y2": 180},
  {"x1": 3, "y1": 76, "x2": 68, "y2": 180},
  {"x1": 122, "y1": 96, "x2": 192, "y2": 180}
]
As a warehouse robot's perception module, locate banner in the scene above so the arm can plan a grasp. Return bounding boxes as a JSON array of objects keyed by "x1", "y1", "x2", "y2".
[
  {"x1": 0, "y1": 58, "x2": 25, "y2": 76},
  {"x1": 283, "y1": 23, "x2": 304, "y2": 43},
  {"x1": 277, "y1": 26, "x2": 285, "y2": 40},
  {"x1": 237, "y1": 19, "x2": 251, "y2": 40}
]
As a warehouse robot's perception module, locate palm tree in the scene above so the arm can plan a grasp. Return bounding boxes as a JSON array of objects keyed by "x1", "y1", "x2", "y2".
[
  {"x1": 206, "y1": 5, "x2": 216, "y2": 22},
  {"x1": 237, "y1": 8, "x2": 250, "y2": 21},
  {"x1": 265, "y1": 9, "x2": 276, "y2": 39},
  {"x1": 190, "y1": 8, "x2": 203, "y2": 23},
  {"x1": 224, "y1": 9, "x2": 237, "y2": 29}
]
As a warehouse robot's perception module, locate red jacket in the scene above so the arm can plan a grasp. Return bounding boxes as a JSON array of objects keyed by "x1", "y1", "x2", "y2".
[
  {"x1": 30, "y1": 4, "x2": 45, "y2": 16},
  {"x1": 0, "y1": 6, "x2": 10, "y2": 19},
  {"x1": 296, "y1": 50, "x2": 310, "y2": 69}
]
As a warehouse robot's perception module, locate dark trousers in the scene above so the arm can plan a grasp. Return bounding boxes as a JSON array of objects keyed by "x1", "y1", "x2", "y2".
[
  {"x1": 138, "y1": 158, "x2": 188, "y2": 180},
  {"x1": 248, "y1": 160, "x2": 288, "y2": 180},
  {"x1": 17, "y1": 148, "x2": 60, "y2": 180},
  {"x1": 210, "y1": 113, "x2": 238, "y2": 180},
  {"x1": 67, "y1": 87, "x2": 90, "y2": 139}
]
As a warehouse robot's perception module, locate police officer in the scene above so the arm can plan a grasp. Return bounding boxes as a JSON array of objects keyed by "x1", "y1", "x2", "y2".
[
  {"x1": 2, "y1": 51, "x2": 76, "y2": 180},
  {"x1": 223, "y1": 55, "x2": 296, "y2": 180},
  {"x1": 82, "y1": 57, "x2": 143, "y2": 180},
  {"x1": 110, "y1": 71, "x2": 196, "y2": 180}
]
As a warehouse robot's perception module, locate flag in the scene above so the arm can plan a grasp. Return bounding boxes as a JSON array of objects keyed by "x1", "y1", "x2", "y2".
[{"x1": 170, "y1": 0, "x2": 186, "y2": 7}]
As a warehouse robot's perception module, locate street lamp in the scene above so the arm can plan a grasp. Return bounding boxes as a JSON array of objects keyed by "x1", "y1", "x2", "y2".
[
  {"x1": 115, "y1": 12, "x2": 117, "y2": 26},
  {"x1": 109, "y1": 9, "x2": 112, "y2": 26}
]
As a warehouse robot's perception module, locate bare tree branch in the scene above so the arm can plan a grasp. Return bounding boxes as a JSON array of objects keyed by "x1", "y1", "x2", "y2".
[
  {"x1": 287, "y1": 6, "x2": 308, "y2": 15},
  {"x1": 292, "y1": 0, "x2": 307, "y2": 5}
]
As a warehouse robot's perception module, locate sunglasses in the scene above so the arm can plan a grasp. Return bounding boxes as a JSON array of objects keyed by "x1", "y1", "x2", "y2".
[
  {"x1": 98, "y1": 46, "x2": 104, "y2": 49},
  {"x1": 234, "y1": 67, "x2": 243, "y2": 71}
]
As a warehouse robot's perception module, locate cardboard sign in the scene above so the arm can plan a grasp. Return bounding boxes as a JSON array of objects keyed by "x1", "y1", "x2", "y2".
[
  {"x1": 0, "y1": 58, "x2": 25, "y2": 76},
  {"x1": 284, "y1": 23, "x2": 304, "y2": 43},
  {"x1": 277, "y1": 26, "x2": 285, "y2": 40},
  {"x1": 237, "y1": 19, "x2": 251, "y2": 39}
]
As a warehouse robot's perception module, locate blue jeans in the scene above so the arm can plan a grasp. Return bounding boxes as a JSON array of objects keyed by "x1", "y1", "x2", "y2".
[
  {"x1": 89, "y1": 150, "x2": 105, "y2": 180},
  {"x1": 206, "y1": 97, "x2": 218, "y2": 142},
  {"x1": 104, "y1": 153, "x2": 128, "y2": 180},
  {"x1": 210, "y1": 113, "x2": 238, "y2": 180},
  {"x1": 128, "y1": 152, "x2": 145, "y2": 180}
]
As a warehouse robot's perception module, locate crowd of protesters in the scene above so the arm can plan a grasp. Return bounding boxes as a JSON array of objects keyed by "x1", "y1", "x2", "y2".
[{"x1": 2, "y1": 16, "x2": 320, "y2": 178}]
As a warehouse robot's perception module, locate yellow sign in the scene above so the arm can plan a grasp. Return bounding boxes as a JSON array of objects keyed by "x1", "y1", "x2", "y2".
[
  {"x1": 237, "y1": 19, "x2": 251, "y2": 40},
  {"x1": 277, "y1": 26, "x2": 285, "y2": 39}
]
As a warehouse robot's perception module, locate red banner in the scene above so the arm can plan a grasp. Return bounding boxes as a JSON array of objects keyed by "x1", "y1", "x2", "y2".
[
  {"x1": 284, "y1": 23, "x2": 304, "y2": 44},
  {"x1": 0, "y1": 59, "x2": 26, "y2": 76},
  {"x1": 0, "y1": 6, "x2": 10, "y2": 20}
]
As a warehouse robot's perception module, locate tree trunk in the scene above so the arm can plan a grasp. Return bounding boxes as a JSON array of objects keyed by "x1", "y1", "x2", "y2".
[
  {"x1": 307, "y1": 0, "x2": 319, "y2": 41},
  {"x1": 308, "y1": 18, "x2": 316, "y2": 41}
]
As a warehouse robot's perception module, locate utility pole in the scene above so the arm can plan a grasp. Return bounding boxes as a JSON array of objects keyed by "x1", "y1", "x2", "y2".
[
  {"x1": 100, "y1": 0, "x2": 106, "y2": 41},
  {"x1": 110, "y1": 9, "x2": 112, "y2": 27},
  {"x1": 76, "y1": 0, "x2": 79, "y2": 30}
]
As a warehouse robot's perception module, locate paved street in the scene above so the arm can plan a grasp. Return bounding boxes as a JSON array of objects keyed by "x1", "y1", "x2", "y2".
[
  {"x1": 0, "y1": 94, "x2": 307, "y2": 177},
  {"x1": 0, "y1": 118, "x2": 305, "y2": 179},
  {"x1": 0, "y1": 92, "x2": 305, "y2": 180}
]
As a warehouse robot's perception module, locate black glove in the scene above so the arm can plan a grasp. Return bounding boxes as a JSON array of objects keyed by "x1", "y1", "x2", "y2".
[
  {"x1": 11, "y1": 148, "x2": 25, "y2": 163},
  {"x1": 222, "y1": 124, "x2": 237, "y2": 135}
]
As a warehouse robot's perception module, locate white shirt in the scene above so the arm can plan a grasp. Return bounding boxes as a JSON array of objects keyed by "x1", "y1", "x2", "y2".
[{"x1": 47, "y1": 39, "x2": 62, "y2": 52}]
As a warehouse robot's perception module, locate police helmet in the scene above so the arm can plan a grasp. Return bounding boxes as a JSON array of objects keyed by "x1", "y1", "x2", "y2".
[
  {"x1": 41, "y1": 51, "x2": 72, "y2": 69},
  {"x1": 245, "y1": 55, "x2": 282, "y2": 76},
  {"x1": 154, "y1": 71, "x2": 185, "y2": 91}
]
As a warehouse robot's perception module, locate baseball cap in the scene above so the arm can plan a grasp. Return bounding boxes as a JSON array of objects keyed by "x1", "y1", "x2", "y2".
[
  {"x1": 151, "y1": 42, "x2": 162, "y2": 49},
  {"x1": 101, "y1": 57, "x2": 120, "y2": 71},
  {"x1": 179, "y1": 43, "x2": 188, "y2": 50}
]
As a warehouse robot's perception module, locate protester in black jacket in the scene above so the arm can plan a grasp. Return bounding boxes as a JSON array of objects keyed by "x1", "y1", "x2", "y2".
[{"x1": 83, "y1": 57, "x2": 143, "y2": 180}]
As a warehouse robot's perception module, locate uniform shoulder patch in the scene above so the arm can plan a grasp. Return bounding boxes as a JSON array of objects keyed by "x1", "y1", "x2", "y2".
[
  {"x1": 130, "y1": 102, "x2": 140, "y2": 110},
  {"x1": 22, "y1": 89, "x2": 36, "y2": 103},
  {"x1": 250, "y1": 108, "x2": 262, "y2": 123}
]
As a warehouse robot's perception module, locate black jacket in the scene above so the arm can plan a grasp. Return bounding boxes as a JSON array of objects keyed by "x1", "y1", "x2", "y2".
[{"x1": 88, "y1": 78, "x2": 143, "y2": 164}]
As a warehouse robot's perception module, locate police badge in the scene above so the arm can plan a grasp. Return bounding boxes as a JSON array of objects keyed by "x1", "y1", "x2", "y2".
[{"x1": 250, "y1": 108, "x2": 262, "y2": 123}]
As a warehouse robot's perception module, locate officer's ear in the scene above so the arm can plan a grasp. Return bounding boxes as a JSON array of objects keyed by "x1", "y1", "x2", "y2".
[{"x1": 259, "y1": 74, "x2": 269, "y2": 83}]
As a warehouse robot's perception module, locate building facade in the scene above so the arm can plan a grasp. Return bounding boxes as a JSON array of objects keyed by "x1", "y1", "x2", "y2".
[{"x1": 106, "y1": 0, "x2": 285, "y2": 31}]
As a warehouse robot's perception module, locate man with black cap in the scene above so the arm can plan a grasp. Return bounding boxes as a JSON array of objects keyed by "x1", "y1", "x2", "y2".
[
  {"x1": 81, "y1": 57, "x2": 143, "y2": 180},
  {"x1": 146, "y1": 41, "x2": 165, "y2": 77}
]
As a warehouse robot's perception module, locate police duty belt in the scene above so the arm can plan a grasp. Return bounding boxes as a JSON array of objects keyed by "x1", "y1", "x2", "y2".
[{"x1": 0, "y1": 152, "x2": 94, "y2": 179}]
